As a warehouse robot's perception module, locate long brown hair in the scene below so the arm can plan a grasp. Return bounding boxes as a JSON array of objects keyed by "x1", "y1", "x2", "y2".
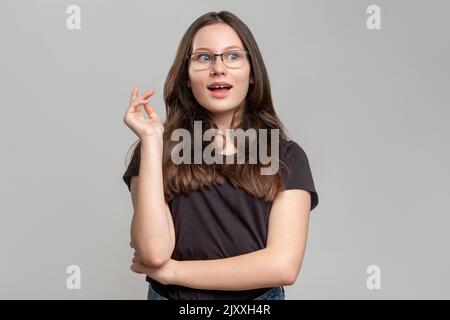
[{"x1": 125, "y1": 11, "x2": 292, "y2": 203}]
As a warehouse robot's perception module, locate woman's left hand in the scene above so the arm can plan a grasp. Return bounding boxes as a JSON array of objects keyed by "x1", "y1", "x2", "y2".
[{"x1": 130, "y1": 250, "x2": 177, "y2": 285}]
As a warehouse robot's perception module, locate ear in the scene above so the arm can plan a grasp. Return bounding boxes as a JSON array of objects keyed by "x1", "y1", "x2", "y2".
[
  {"x1": 187, "y1": 79, "x2": 191, "y2": 88},
  {"x1": 250, "y1": 77, "x2": 254, "y2": 85}
]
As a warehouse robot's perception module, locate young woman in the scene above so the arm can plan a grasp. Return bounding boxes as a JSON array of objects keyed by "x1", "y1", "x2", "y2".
[{"x1": 122, "y1": 11, "x2": 319, "y2": 300}]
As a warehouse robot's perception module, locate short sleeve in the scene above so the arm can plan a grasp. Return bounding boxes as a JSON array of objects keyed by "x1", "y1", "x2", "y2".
[
  {"x1": 280, "y1": 140, "x2": 319, "y2": 211},
  {"x1": 122, "y1": 144, "x2": 141, "y2": 192}
]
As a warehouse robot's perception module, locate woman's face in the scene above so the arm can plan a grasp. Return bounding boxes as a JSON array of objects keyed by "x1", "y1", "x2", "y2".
[{"x1": 187, "y1": 23, "x2": 253, "y2": 122}]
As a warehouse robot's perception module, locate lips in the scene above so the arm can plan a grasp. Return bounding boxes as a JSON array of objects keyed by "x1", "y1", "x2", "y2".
[
  {"x1": 206, "y1": 81, "x2": 233, "y2": 98},
  {"x1": 208, "y1": 87, "x2": 231, "y2": 98}
]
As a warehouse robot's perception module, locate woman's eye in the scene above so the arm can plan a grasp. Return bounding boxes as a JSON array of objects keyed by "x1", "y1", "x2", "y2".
[
  {"x1": 227, "y1": 52, "x2": 239, "y2": 60},
  {"x1": 198, "y1": 54, "x2": 211, "y2": 62}
]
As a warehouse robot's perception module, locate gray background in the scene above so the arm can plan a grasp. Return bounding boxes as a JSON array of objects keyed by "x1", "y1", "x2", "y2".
[{"x1": 1, "y1": 0, "x2": 449, "y2": 299}]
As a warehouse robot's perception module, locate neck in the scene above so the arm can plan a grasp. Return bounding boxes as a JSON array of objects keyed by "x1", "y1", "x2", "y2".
[{"x1": 210, "y1": 107, "x2": 243, "y2": 155}]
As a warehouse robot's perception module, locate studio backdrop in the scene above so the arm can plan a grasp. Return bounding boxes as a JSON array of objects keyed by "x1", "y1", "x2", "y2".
[{"x1": 0, "y1": 0, "x2": 449, "y2": 299}]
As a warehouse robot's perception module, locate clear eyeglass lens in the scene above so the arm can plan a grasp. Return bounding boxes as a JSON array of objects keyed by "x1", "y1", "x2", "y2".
[{"x1": 223, "y1": 51, "x2": 244, "y2": 67}]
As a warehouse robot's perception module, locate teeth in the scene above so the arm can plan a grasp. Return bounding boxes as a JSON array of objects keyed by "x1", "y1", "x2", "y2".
[{"x1": 209, "y1": 85, "x2": 231, "y2": 89}]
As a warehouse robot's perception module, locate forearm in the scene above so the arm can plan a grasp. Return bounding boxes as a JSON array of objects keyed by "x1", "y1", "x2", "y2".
[
  {"x1": 131, "y1": 137, "x2": 174, "y2": 265},
  {"x1": 172, "y1": 248, "x2": 289, "y2": 291}
]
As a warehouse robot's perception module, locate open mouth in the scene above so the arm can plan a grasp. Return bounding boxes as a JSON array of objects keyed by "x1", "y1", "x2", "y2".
[
  {"x1": 207, "y1": 84, "x2": 233, "y2": 91},
  {"x1": 206, "y1": 84, "x2": 233, "y2": 98}
]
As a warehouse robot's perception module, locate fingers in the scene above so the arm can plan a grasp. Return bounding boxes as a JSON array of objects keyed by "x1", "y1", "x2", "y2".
[
  {"x1": 143, "y1": 102, "x2": 155, "y2": 117},
  {"x1": 136, "y1": 89, "x2": 155, "y2": 104},
  {"x1": 129, "y1": 85, "x2": 138, "y2": 104},
  {"x1": 143, "y1": 103, "x2": 160, "y2": 121},
  {"x1": 128, "y1": 86, "x2": 155, "y2": 113},
  {"x1": 130, "y1": 263, "x2": 144, "y2": 274},
  {"x1": 132, "y1": 255, "x2": 142, "y2": 263},
  {"x1": 130, "y1": 98, "x2": 151, "y2": 112}
]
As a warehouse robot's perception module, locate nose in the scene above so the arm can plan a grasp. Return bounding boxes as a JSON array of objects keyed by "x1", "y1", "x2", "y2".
[{"x1": 210, "y1": 56, "x2": 227, "y2": 74}]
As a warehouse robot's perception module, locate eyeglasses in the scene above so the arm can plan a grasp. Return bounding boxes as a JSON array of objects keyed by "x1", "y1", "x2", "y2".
[{"x1": 187, "y1": 49, "x2": 249, "y2": 70}]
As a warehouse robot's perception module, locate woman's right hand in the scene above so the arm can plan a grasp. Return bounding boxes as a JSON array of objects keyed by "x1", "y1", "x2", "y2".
[{"x1": 123, "y1": 85, "x2": 164, "y2": 140}]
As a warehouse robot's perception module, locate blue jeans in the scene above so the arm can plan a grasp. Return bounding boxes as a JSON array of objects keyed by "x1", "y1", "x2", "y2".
[{"x1": 147, "y1": 284, "x2": 285, "y2": 300}]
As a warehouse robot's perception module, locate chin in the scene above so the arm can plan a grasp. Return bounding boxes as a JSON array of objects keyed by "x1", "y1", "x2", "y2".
[{"x1": 204, "y1": 104, "x2": 238, "y2": 114}]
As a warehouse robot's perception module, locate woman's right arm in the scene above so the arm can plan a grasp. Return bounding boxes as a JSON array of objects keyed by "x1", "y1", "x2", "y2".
[
  {"x1": 130, "y1": 137, "x2": 175, "y2": 267},
  {"x1": 124, "y1": 86, "x2": 175, "y2": 267}
]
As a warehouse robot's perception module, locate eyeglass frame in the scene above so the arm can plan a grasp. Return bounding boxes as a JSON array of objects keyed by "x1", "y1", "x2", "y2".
[{"x1": 186, "y1": 49, "x2": 250, "y2": 69}]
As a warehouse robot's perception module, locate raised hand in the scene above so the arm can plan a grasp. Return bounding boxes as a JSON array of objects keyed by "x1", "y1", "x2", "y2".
[{"x1": 123, "y1": 85, "x2": 164, "y2": 139}]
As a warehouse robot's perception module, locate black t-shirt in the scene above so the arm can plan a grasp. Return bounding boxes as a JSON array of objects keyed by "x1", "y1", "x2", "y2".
[{"x1": 122, "y1": 138, "x2": 319, "y2": 300}]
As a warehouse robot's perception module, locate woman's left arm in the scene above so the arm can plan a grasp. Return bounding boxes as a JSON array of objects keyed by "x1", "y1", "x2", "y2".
[{"x1": 131, "y1": 189, "x2": 312, "y2": 291}]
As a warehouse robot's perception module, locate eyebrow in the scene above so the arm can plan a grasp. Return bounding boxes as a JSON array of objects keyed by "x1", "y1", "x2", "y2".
[{"x1": 193, "y1": 45, "x2": 244, "y2": 52}]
